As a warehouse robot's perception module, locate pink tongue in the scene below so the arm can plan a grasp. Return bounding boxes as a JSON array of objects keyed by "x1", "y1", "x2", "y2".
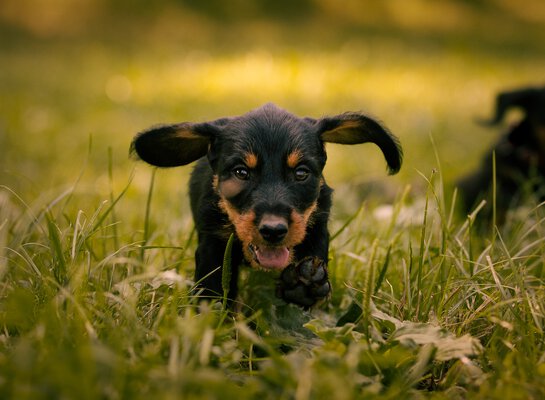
[{"x1": 255, "y1": 247, "x2": 290, "y2": 270}]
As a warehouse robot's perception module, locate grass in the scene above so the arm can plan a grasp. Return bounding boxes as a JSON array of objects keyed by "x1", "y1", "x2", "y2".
[
  {"x1": 1, "y1": 162, "x2": 545, "y2": 399},
  {"x1": 2, "y1": 1, "x2": 545, "y2": 398}
]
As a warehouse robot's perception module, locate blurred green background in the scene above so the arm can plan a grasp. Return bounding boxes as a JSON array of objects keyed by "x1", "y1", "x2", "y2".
[{"x1": 1, "y1": 0, "x2": 545, "y2": 208}]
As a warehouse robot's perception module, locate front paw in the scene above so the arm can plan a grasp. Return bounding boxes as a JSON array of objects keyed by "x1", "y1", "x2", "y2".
[{"x1": 276, "y1": 257, "x2": 331, "y2": 308}]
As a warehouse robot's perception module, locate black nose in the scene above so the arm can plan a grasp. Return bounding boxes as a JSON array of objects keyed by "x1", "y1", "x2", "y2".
[{"x1": 259, "y1": 217, "x2": 288, "y2": 244}]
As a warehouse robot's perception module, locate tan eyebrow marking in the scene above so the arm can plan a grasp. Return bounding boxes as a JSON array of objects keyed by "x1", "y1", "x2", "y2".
[
  {"x1": 287, "y1": 150, "x2": 302, "y2": 168},
  {"x1": 244, "y1": 152, "x2": 258, "y2": 168}
]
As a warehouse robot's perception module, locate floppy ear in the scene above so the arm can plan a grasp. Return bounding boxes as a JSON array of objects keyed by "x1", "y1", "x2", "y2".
[
  {"x1": 130, "y1": 119, "x2": 227, "y2": 167},
  {"x1": 317, "y1": 113, "x2": 403, "y2": 175},
  {"x1": 479, "y1": 87, "x2": 541, "y2": 126}
]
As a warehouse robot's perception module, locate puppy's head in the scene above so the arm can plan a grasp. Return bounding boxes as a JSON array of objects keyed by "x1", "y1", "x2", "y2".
[
  {"x1": 480, "y1": 86, "x2": 545, "y2": 151},
  {"x1": 131, "y1": 103, "x2": 402, "y2": 270}
]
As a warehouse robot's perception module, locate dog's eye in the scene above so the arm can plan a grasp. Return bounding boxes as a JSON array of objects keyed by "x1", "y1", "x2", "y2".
[
  {"x1": 233, "y1": 166, "x2": 250, "y2": 180},
  {"x1": 294, "y1": 166, "x2": 310, "y2": 181}
]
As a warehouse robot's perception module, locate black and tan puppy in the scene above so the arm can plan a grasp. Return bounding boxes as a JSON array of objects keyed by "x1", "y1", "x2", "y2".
[
  {"x1": 458, "y1": 86, "x2": 545, "y2": 223},
  {"x1": 131, "y1": 103, "x2": 402, "y2": 308}
]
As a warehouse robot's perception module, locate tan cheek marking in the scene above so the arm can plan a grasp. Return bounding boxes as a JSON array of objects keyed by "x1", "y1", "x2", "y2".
[
  {"x1": 287, "y1": 150, "x2": 302, "y2": 168},
  {"x1": 212, "y1": 175, "x2": 219, "y2": 191},
  {"x1": 285, "y1": 202, "x2": 318, "y2": 248},
  {"x1": 245, "y1": 152, "x2": 258, "y2": 169},
  {"x1": 218, "y1": 198, "x2": 258, "y2": 249}
]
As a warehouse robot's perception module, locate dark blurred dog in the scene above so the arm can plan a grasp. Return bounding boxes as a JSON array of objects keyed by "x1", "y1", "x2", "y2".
[
  {"x1": 457, "y1": 86, "x2": 545, "y2": 223},
  {"x1": 131, "y1": 103, "x2": 402, "y2": 308}
]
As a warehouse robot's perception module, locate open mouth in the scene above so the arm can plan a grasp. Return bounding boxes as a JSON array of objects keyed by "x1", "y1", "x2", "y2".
[{"x1": 249, "y1": 244, "x2": 290, "y2": 270}]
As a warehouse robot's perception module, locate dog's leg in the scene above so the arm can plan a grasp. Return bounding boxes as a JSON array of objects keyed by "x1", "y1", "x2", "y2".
[
  {"x1": 194, "y1": 234, "x2": 241, "y2": 303},
  {"x1": 276, "y1": 219, "x2": 331, "y2": 308}
]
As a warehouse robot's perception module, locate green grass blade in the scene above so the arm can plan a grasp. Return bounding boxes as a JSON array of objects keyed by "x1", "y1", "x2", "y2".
[
  {"x1": 222, "y1": 233, "x2": 235, "y2": 309},
  {"x1": 46, "y1": 211, "x2": 67, "y2": 285},
  {"x1": 89, "y1": 172, "x2": 134, "y2": 236},
  {"x1": 374, "y1": 245, "x2": 391, "y2": 295},
  {"x1": 140, "y1": 168, "x2": 156, "y2": 262},
  {"x1": 108, "y1": 147, "x2": 120, "y2": 251},
  {"x1": 330, "y1": 202, "x2": 365, "y2": 242}
]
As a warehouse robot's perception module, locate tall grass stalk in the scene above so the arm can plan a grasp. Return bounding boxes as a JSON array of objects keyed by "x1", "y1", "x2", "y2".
[{"x1": 140, "y1": 168, "x2": 156, "y2": 262}]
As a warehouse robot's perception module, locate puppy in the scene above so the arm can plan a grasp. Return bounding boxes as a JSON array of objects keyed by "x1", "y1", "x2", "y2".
[
  {"x1": 457, "y1": 86, "x2": 545, "y2": 224},
  {"x1": 131, "y1": 103, "x2": 402, "y2": 308}
]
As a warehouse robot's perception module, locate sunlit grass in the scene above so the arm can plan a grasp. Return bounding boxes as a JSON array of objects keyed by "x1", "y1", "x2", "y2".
[
  {"x1": 2, "y1": 11, "x2": 545, "y2": 193},
  {"x1": 1, "y1": 162, "x2": 545, "y2": 398}
]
